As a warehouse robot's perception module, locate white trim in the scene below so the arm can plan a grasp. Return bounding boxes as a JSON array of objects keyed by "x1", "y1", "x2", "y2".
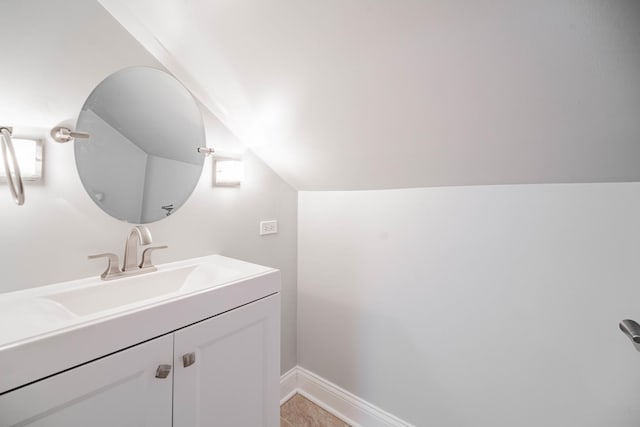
[
  {"x1": 279, "y1": 366, "x2": 298, "y2": 405},
  {"x1": 280, "y1": 366, "x2": 414, "y2": 427}
]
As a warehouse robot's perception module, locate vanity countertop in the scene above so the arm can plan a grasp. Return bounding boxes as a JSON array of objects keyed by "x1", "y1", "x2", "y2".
[{"x1": 0, "y1": 255, "x2": 280, "y2": 394}]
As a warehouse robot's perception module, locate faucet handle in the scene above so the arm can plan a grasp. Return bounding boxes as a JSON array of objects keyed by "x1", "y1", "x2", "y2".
[
  {"x1": 139, "y1": 245, "x2": 168, "y2": 270},
  {"x1": 89, "y1": 253, "x2": 122, "y2": 280}
]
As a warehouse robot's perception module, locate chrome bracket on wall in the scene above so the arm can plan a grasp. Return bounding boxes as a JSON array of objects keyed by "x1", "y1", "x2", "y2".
[
  {"x1": 197, "y1": 146, "x2": 214, "y2": 156},
  {"x1": 50, "y1": 126, "x2": 90, "y2": 143}
]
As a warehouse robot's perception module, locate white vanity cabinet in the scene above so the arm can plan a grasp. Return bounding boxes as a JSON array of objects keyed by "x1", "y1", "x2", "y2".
[
  {"x1": 173, "y1": 293, "x2": 280, "y2": 426},
  {"x1": 0, "y1": 334, "x2": 174, "y2": 427},
  {"x1": 0, "y1": 294, "x2": 280, "y2": 427}
]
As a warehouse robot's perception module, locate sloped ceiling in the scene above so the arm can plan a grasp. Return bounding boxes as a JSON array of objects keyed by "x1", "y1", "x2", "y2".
[{"x1": 100, "y1": 0, "x2": 640, "y2": 191}]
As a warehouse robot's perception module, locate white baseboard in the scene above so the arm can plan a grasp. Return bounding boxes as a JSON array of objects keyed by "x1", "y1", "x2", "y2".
[
  {"x1": 280, "y1": 366, "x2": 414, "y2": 427},
  {"x1": 279, "y1": 366, "x2": 298, "y2": 405}
]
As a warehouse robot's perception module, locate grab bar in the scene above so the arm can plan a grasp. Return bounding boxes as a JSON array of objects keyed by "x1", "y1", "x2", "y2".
[
  {"x1": 620, "y1": 319, "x2": 640, "y2": 344},
  {"x1": 0, "y1": 127, "x2": 24, "y2": 205}
]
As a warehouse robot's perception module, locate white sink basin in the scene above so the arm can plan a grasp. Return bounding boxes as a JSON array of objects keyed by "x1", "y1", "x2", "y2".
[
  {"x1": 44, "y1": 261, "x2": 249, "y2": 317},
  {"x1": 45, "y1": 266, "x2": 197, "y2": 316},
  {"x1": 45, "y1": 263, "x2": 264, "y2": 316}
]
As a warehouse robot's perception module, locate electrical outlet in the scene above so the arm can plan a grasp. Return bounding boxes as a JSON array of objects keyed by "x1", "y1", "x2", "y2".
[{"x1": 260, "y1": 220, "x2": 278, "y2": 235}]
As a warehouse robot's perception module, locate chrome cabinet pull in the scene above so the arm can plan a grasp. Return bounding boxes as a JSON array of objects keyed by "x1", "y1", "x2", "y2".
[
  {"x1": 183, "y1": 352, "x2": 196, "y2": 368},
  {"x1": 155, "y1": 364, "x2": 172, "y2": 379}
]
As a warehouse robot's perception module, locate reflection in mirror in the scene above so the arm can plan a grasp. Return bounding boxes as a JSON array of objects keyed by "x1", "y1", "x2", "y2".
[{"x1": 75, "y1": 67, "x2": 205, "y2": 224}]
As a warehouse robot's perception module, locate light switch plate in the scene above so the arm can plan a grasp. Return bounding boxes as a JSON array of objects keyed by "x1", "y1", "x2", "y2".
[{"x1": 260, "y1": 220, "x2": 278, "y2": 235}]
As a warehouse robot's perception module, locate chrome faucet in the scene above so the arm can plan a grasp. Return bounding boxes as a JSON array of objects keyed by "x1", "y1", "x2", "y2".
[
  {"x1": 89, "y1": 226, "x2": 168, "y2": 280},
  {"x1": 123, "y1": 226, "x2": 153, "y2": 272}
]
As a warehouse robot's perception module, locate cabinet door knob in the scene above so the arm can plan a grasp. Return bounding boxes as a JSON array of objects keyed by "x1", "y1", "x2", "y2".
[
  {"x1": 155, "y1": 364, "x2": 172, "y2": 379},
  {"x1": 183, "y1": 352, "x2": 196, "y2": 367}
]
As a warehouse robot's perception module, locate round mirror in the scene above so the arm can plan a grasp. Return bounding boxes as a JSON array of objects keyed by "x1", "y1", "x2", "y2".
[{"x1": 75, "y1": 67, "x2": 205, "y2": 224}]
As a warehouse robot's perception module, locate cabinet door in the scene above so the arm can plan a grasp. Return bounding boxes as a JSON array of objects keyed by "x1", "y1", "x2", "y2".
[
  {"x1": 0, "y1": 334, "x2": 173, "y2": 427},
  {"x1": 173, "y1": 294, "x2": 280, "y2": 427}
]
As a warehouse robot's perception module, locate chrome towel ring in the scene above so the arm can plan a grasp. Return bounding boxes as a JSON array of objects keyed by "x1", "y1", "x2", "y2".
[{"x1": 0, "y1": 127, "x2": 25, "y2": 205}]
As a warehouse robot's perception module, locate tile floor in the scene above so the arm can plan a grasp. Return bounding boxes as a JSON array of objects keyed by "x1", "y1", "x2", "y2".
[{"x1": 280, "y1": 394, "x2": 350, "y2": 427}]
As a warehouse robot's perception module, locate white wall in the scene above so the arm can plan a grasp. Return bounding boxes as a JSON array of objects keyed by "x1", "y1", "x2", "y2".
[
  {"x1": 299, "y1": 183, "x2": 640, "y2": 426},
  {"x1": 0, "y1": 0, "x2": 297, "y2": 373}
]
